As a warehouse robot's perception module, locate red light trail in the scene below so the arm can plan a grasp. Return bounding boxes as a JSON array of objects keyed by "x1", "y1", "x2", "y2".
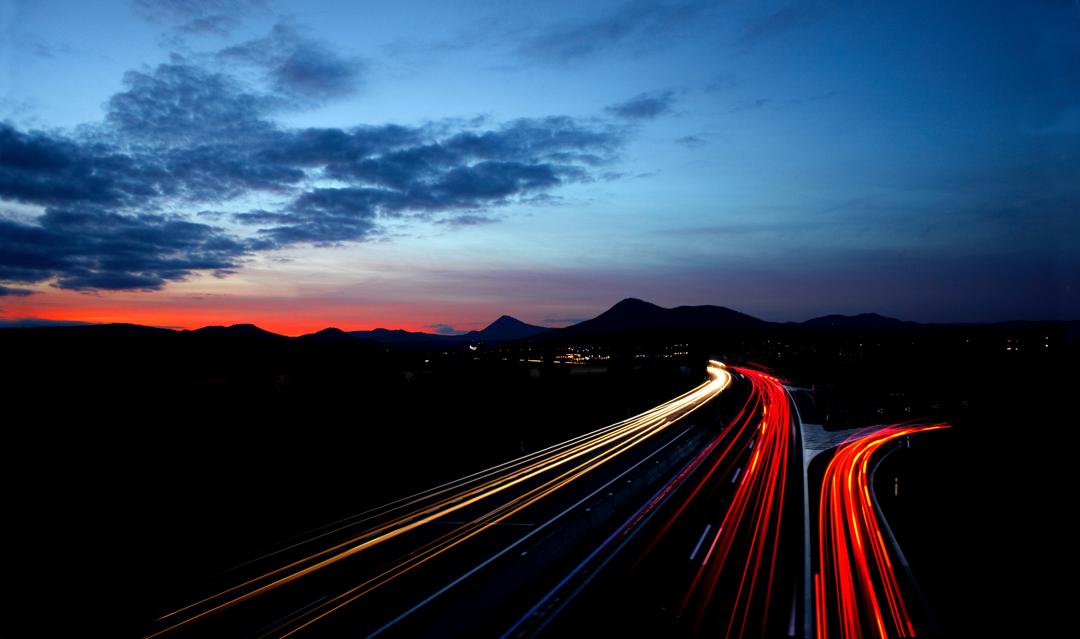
[
  {"x1": 502, "y1": 365, "x2": 799, "y2": 638},
  {"x1": 141, "y1": 361, "x2": 949, "y2": 639},
  {"x1": 673, "y1": 366, "x2": 793, "y2": 637},
  {"x1": 814, "y1": 422, "x2": 949, "y2": 639}
]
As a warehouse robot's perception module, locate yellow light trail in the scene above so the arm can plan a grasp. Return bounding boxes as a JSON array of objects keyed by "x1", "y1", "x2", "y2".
[{"x1": 149, "y1": 362, "x2": 731, "y2": 638}]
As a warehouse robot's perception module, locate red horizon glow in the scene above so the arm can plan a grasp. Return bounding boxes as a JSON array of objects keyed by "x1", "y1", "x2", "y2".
[
  {"x1": 0, "y1": 290, "x2": 575, "y2": 336},
  {"x1": 3, "y1": 307, "x2": 449, "y2": 335}
]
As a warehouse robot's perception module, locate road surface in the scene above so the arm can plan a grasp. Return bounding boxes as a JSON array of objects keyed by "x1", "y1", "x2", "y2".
[
  {"x1": 145, "y1": 363, "x2": 947, "y2": 638},
  {"x1": 146, "y1": 362, "x2": 734, "y2": 638}
]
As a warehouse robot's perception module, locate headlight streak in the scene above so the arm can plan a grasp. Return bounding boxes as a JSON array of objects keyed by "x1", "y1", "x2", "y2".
[
  {"x1": 500, "y1": 368, "x2": 760, "y2": 639},
  {"x1": 527, "y1": 365, "x2": 795, "y2": 638},
  {"x1": 814, "y1": 422, "x2": 949, "y2": 639},
  {"x1": 271, "y1": 416, "x2": 677, "y2": 639},
  {"x1": 147, "y1": 363, "x2": 732, "y2": 638}
]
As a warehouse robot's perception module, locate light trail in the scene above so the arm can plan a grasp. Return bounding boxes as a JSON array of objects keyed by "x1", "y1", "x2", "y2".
[
  {"x1": 673, "y1": 367, "x2": 794, "y2": 638},
  {"x1": 147, "y1": 361, "x2": 732, "y2": 638},
  {"x1": 814, "y1": 422, "x2": 949, "y2": 639},
  {"x1": 504, "y1": 366, "x2": 797, "y2": 638}
]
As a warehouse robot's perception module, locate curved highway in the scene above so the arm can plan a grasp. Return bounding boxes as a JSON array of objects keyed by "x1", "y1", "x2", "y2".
[{"x1": 147, "y1": 362, "x2": 733, "y2": 638}]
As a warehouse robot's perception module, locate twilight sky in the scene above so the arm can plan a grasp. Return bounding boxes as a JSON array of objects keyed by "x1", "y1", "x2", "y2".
[{"x1": 1, "y1": 0, "x2": 1077, "y2": 334}]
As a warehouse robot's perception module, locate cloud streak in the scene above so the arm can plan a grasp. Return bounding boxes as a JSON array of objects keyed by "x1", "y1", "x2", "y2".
[
  {"x1": 516, "y1": 0, "x2": 715, "y2": 64},
  {"x1": 132, "y1": 0, "x2": 270, "y2": 36},
  {"x1": 675, "y1": 134, "x2": 706, "y2": 147},
  {"x1": 738, "y1": 1, "x2": 841, "y2": 48},
  {"x1": 606, "y1": 91, "x2": 675, "y2": 120},
  {"x1": 0, "y1": 285, "x2": 35, "y2": 297},
  {"x1": 424, "y1": 322, "x2": 464, "y2": 335}
]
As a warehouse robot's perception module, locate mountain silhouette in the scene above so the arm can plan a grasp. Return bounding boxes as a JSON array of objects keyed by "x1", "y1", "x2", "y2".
[
  {"x1": 345, "y1": 315, "x2": 550, "y2": 344},
  {"x1": 11, "y1": 322, "x2": 176, "y2": 337},
  {"x1": 346, "y1": 327, "x2": 459, "y2": 344},
  {"x1": 10, "y1": 302, "x2": 1071, "y2": 348},
  {"x1": 799, "y1": 313, "x2": 915, "y2": 331},
  {"x1": 299, "y1": 327, "x2": 360, "y2": 342},
  {"x1": 549, "y1": 298, "x2": 767, "y2": 339},
  {"x1": 461, "y1": 315, "x2": 550, "y2": 341},
  {"x1": 189, "y1": 324, "x2": 287, "y2": 340}
]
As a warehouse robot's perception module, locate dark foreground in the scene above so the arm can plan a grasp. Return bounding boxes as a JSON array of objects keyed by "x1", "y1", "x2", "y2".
[{"x1": 1, "y1": 320, "x2": 1072, "y2": 637}]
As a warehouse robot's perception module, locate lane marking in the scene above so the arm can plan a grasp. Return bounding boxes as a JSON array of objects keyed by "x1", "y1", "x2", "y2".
[
  {"x1": 688, "y1": 524, "x2": 712, "y2": 561},
  {"x1": 367, "y1": 425, "x2": 701, "y2": 638}
]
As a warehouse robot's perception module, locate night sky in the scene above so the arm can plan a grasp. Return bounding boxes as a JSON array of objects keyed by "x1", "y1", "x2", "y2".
[{"x1": 1, "y1": 0, "x2": 1077, "y2": 334}]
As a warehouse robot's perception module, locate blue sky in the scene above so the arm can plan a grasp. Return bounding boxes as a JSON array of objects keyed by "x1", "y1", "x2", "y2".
[{"x1": 1, "y1": 0, "x2": 1076, "y2": 332}]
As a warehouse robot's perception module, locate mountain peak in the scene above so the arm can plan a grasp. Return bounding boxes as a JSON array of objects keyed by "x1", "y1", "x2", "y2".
[
  {"x1": 800, "y1": 312, "x2": 914, "y2": 330},
  {"x1": 315, "y1": 327, "x2": 346, "y2": 335},
  {"x1": 192, "y1": 323, "x2": 285, "y2": 338},
  {"x1": 592, "y1": 298, "x2": 670, "y2": 322},
  {"x1": 486, "y1": 315, "x2": 526, "y2": 329},
  {"x1": 299, "y1": 327, "x2": 355, "y2": 341},
  {"x1": 466, "y1": 315, "x2": 549, "y2": 341},
  {"x1": 610, "y1": 297, "x2": 662, "y2": 311},
  {"x1": 553, "y1": 297, "x2": 766, "y2": 338}
]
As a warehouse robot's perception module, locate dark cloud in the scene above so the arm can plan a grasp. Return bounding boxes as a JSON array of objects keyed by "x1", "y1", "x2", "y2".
[
  {"x1": 233, "y1": 117, "x2": 620, "y2": 244},
  {"x1": 432, "y1": 161, "x2": 563, "y2": 200},
  {"x1": 675, "y1": 134, "x2": 706, "y2": 148},
  {"x1": 253, "y1": 188, "x2": 383, "y2": 245},
  {"x1": 738, "y1": 1, "x2": 840, "y2": 48},
  {"x1": 517, "y1": 0, "x2": 714, "y2": 63},
  {"x1": 184, "y1": 15, "x2": 239, "y2": 36},
  {"x1": 219, "y1": 23, "x2": 364, "y2": 101},
  {"x1": 436, "y1": 214, "x2": 499, "y2": 227},
  {"x1": 133, "y1": 0, "x2": 269, "y2": 36},
  {"x1": 0, "y1": 31, "x2": 624, "y2": 293},
  {"x1": 437, "y1": 117, "x2": 620, "y2": 166},
  {"x1": 543, "y1": 317, "x2": 588, "y2": 325},
  {"x1": 0, "y1": 318, "x2": 92, "y2": 327},
  {"x1": 0, "y1": 123, "x2": 132, "y2": 207},
  {"x1": 2, "y1": 108, "x2": 620, "y2": 289},
  {"x1": 257, "y1": 124, "x2": 423, "y2": 166},
  {"x1": 246, "y1": 119, "x2": 615, "y2": 244},
  {"x1": 6, "y1": 60, "x2": 301, "y2": 212},
  {"x1": 0, "y1": 209, "x2": 251, "y2": 291},
  {"x1": 606, "y1": 91, "x2": 675, "y2": 120},
  {"x1": 424, "y1": 323, "x2": 464, "y2": 335},
  {"x1": 106, "y1": 59, "x2": 276, "y2": 143},
  {"x1": 0, "y1": 285, "x2": 35, "y2": 297}
]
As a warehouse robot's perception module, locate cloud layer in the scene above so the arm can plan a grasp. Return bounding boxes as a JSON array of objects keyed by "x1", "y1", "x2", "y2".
[
  {"x1": 0, "y1": 26, "x2": 627, "y2": 293},
  {"x1": 217, "y1": 23, "x2": 365, "y2": 101}
]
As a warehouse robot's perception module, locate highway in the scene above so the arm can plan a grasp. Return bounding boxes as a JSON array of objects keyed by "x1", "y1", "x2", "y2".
[
  {"x1": 146, "y1": 362, "x2": 733, "y2": 638},
  {"x1": 813, "y1": 422, "x2": 948, "y2": 639},
  {"x1": 508, "y1": 366, "x2": 804, "y2": 638},
  {"x1": 145, "y1": 363, "x2": 947, "y2": 638}
]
